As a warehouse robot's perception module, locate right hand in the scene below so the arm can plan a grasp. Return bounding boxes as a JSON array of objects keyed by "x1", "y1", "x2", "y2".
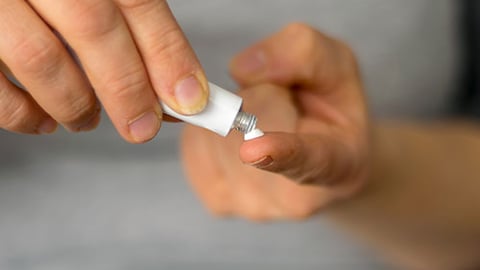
[{"x1": 0, "y1": 0, "x2": 208, "y2": 143}]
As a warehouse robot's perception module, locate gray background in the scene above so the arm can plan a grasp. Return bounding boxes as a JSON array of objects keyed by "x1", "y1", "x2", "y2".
[{"x1": 0, "y1": 0, "x2": 459, "y2": 269}]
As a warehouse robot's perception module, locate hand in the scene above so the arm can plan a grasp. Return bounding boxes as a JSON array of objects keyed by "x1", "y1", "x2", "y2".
[
  {"x1": 0, "y1": 0, "x2": 208, "y2": 143},
  {"x1": 181, "y1": 23, "x2": 370, "y2": 221}
]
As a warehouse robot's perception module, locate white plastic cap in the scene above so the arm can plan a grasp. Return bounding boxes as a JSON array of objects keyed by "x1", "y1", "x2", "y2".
[{"x1": 160, "y1": 82, "x2": 242, "y2": 137}]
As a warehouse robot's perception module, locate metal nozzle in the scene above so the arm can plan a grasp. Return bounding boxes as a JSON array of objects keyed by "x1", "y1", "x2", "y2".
[{"x1": 232, "y1": 111, "x2": 257, "y2": 134}]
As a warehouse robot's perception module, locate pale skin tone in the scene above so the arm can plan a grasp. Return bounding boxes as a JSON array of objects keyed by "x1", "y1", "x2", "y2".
[
  {"x1": 0, "y1": 0, "x2": 209, "y2": 143},
  {"x1": 2, "y1": 4, "x2": 480, "y2": 268},
  {"x1": 181, "y1": 24, "x2": 480, "y2": 269}
]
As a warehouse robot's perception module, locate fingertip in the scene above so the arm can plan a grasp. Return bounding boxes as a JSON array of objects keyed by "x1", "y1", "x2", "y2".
[
  {"x1": 171, "y1": 72, "x2": 209, "y2": 115},
  {"x1": 239, "y1": 134, "x2": 272, "y2": 164},
  {"x1": 76, "y1": 105, "x2": 102, "y2": 132},
  {"x1": 126, "y1": 110, "x2": 162, "y2": 144},
  {"x1": 63, "y1": 102, "x2": 102, "y2": 133},
  {"x1": 37, "y1": 117, "x2": 58, "y2": 134},
  {"x1": 239, "y1": 132, "x2": 297, "y2": 167}
]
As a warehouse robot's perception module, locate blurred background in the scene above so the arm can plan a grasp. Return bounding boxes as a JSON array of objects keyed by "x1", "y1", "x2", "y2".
[{"x1": 0, "y1": 0, "x2": 461, "y2": 269}]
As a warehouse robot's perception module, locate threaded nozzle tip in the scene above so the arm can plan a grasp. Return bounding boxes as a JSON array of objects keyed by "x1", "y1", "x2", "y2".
[{"x1": 232, "y1": 111, "x2": 257, "y2": 134}]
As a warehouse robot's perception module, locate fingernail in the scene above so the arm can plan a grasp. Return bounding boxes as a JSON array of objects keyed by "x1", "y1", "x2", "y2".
[
  {"x1": 128, "y1": 111, "x2": 161, "y2": 143},
  {"x1": 248, "y1": 156, "x2": 274, "y2": 168},
  {"x1": 234, "y1": 49, "x2": 265, "y2": 74},
  {"x1": 38, "y1": 118, "x2": 57, "y2": 134},
  {"x1": 174, "y1": 74, "x2": 208, "y2": 115}
]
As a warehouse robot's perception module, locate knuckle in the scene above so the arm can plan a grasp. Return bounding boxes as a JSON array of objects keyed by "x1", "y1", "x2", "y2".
[
  {"x1": 12, "y1": 36, "x2": 63, "y2": 77},
  {"x1": 56, "y1": 93, "x2": 98, "y2": 126},
  {"x1": 284, "y1": 22, "x2": 319, "y2": 50},
  {"x1": 70, "y1": 1, "x2": 120, "y2": 39},
  {"x1": 0, "y1": 97, "x2": 32, "y2": 131},
  {"x1": 297, "y1": 33, "x2": 320, "y2": 61},
  {"x1": 281, "y1": 22, "x2": 320, "y2": 76},
  {"x1": 146, "y1": 26, "x2": 190, "y2": 59},
  {"x1": 102, "y1": 68, "x2": 149, "y2": 100},
  {"x1": 288, "y1": 24, "x2": 358, "y2": 79}
]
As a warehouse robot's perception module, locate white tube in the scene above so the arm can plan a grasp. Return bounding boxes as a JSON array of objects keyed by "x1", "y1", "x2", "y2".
[{"x1": 161, "y1": 82, "x2": 243, "y2": 137}]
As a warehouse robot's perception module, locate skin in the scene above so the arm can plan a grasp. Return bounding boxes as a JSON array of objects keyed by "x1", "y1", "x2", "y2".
[
  {"x1": 183, "y1": 22, "x2": 370, "y2": 221},
  {"x1": 2, "y1": 5, "x2": 478, "y2": 267},
  {"x1": 181, "y1": 23, "x2": 480, "y2": 269},
  {"x1": 0, "y1": 0, "x2": 208, "y2": 143}
]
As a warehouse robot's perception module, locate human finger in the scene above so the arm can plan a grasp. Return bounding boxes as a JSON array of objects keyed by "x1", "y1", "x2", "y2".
[
  {"x1": 231, "y1": 23, "x2": 367, "y2": 137},
  {"x1": 239, "y1": 132, "x2": 364, "y2": 190},
  {"x1": 182, "y1": 117, "x2": 284, "y2": 221},
  {"x1": 114, "y1": 0, "x2": 209, "y2": 115},
  {"x1": 0, "y1": 72, "x2": 57, "y2": 134},
  {"x1": 230, "y1": 22, "x2": 359, "y2": 92},
  {"x1": 0, "y1": 1, "x2": 100, "y2": 132},
  {"x1": 28, "y1": 0, "x2": 162, "y2": 143}
]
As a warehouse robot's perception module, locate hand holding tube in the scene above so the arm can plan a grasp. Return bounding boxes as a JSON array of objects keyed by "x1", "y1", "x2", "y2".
[{"x1": 181, "y1": 23, "x2": 370, "y2": 220}]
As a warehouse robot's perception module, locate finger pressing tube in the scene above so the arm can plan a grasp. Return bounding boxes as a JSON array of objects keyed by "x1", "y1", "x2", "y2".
[{"x1": 161, "y1": 82, "x2": 261, "y2": 138}]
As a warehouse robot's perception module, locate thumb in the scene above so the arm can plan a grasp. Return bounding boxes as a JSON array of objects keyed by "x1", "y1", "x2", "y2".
[{"x1": 239, "y1": 132, "x2": 357, "y2": 186}]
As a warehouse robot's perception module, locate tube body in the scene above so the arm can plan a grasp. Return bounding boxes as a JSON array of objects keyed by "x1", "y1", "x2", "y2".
[{"x1": 161, "y1": 83, "x2": 242, "y2": 137}]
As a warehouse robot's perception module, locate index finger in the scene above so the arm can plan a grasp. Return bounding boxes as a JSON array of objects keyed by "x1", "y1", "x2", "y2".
[
  {"x1": 229, "y1": 23, "x2": 359, "y2": 92},
  {"x1": 114, "y1": 0, "x2": 209, "y2": 115},
  {"x1": 29, "y1": 0, "x2": 162, "y2": 143}
]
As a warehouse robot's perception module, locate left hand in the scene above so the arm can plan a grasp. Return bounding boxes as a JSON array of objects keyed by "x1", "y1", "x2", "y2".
[{"x1": 181, "y1": 23, "x2": 370, "y2": 221}]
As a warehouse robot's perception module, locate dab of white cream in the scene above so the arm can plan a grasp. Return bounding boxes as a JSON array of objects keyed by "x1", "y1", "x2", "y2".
[{"x1": 244, "y1": 128, "x2": 264, "y2": 141}]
